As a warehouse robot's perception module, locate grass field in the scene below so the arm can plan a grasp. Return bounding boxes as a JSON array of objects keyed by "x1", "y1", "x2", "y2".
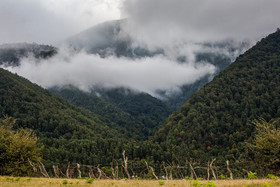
[{"x1": 0, "y1": 176, "x2": 280, "y2": 187}]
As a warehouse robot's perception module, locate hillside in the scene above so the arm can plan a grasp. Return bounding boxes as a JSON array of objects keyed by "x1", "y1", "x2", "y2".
[
  {"x1": 0, "y1": 68, "x2": 142, "y2": 168},
  {"x1": 0, "y1": 20, "x2": 249, "y2": 112},
  {"x1": 65, "y1": 19, "x2": 160, "y2": 58},
  {"x1": 64, "y1": 19, "x2": 249, "y2": 109},
  {"x1": 51, "y1": 87, "x2": 169, "y2": 139},
  {"x1": 153, "y1": 30, "x2": 280, "y2": 162}
]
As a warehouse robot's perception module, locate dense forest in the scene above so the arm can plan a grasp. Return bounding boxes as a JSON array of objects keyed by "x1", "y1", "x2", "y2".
[
  {"x1": 51, "y1": 87, "x2": 171, "y2": 139},
  {"x1": 0, "y1": 29, "x2": 280, "y2": 178},
  {"x1": 153, "y1": 29, "x2": 280, "y2": 173}
]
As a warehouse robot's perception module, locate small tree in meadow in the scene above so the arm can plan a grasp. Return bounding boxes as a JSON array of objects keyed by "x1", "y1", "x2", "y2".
[{"x1": 0, "y1": 116, "x2": 43, "y2": 176}]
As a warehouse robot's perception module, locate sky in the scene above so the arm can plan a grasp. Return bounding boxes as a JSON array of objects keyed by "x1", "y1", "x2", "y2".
[
  {"x1": 0, "y1": 0, "x2": 124, "y2": 44},
  {"x1": 0, "y1": 0, "x2": 279, "y2": 45},
  {"x1": 1, "y1": 0, "x2": 280, "y2": 97}
]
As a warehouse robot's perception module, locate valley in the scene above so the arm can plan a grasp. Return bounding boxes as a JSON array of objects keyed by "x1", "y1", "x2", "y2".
[{"x1": 0, "y1": 1, "x2": 280, "y2": 180}]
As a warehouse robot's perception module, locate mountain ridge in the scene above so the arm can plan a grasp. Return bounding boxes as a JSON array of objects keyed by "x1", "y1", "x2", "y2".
[{"x1": 153, "y1": 29, "x2": 280, "y2": 163}]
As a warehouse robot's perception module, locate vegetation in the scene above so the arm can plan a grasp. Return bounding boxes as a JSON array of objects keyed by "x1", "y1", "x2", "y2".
[
  {"x1": 248, "y1": 172, "x2": 258, "y2": 180},
  {"x1": 0, "y1": 67, "x2": 138, "y2": 173},
  {"x1": 51, "y1": 86, "x2": 171, "y2": 139},
  {"x1": 246, "y1": 119, "x2": 280, "y2": 173},
  {"x1": 1, "y1": 176, "x2": 280, "y2": 187},
  {"x1": 153, "y1": 29, "x2": 280, "y2": 173},
  {"x1": 0, "y1": 116, "x2": 42, "y2": 176},
  {"x1": 0, "y1": 29, "x2": 280, "y2": 178}
]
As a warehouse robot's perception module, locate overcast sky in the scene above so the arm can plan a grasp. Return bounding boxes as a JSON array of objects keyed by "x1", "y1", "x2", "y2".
[
  {"x1": 2, "y1": 0, "x2": 280, "y2": 97},
  {"x1": 0, "y1": 0, "x2": 280, "y2": 44},
  {"x1": 0, "y1": 0, "x2": 124, "y2": 44},
  {"x1": 122, "y1": 0, "x2": 280, "y2": 48}
]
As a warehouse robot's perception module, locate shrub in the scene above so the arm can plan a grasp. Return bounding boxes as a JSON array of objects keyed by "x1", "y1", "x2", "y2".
[
  {"x1": 248, "y1": 171, "x2": 258, "y2": 179},
  {"x1": 192, "y1": 180, "x2": 216, "y2": 187},
  {"x1": 158, "y1": 180, "x2": 165, "y2": 185},
  {"x1": 62, "y1": 179, "x2": 68, "y2": 184},
  {"x1": 267, "y1": 174, "x2": 278, "y2": 180},
  {"x1": 0, "y1": 116, "x2": 43, "y2": 176},
  {"x1": 86, "y1": 178, "x2": 94, "y2": 184},
  {"x1": 185, "y1": 176, "x2": 193, "y2": 180},
  {"x1": 207, "y1": 181, "x2": 216, "y2": 187},
  {"x1": 220, "y1": 174, "x2": 225, "y2": 180}
]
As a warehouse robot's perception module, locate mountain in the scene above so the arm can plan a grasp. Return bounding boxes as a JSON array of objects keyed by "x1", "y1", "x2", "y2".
[
  {"x1": 0, "y1": 43, "x2": 57, "y2": 66},
  {"x1": 64, "y1": 19, "x2": 250, "y2": 109},
  {"x1": 0, "y1": 41, "x2": 172, "y2": 140},
  {"x1": 51, "y1": 86, "x2": 171, "y2": 139},
  {"x1": 0, "y1": 67, "x2": 144, "y2": 168},
  {"x1": 1, "y1": 28, "x2": 280, "y2": 178},
  {"x1": 153, "y1": 29, "x2": 280, "y2": 163},
  {"x1": 0, "y1": 20, "x2": 249, "y2": 111},
  {"x1": 94, "y1": 87, "x2": 172, "y2": 134},
  {"x1": 65, "y1": 19, "x2": 161, "y2": 58}
]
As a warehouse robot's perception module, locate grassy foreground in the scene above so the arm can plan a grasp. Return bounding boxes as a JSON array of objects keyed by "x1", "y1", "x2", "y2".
[{"x1": 1, "y1": 176, "x2": 280, "y2": 187}]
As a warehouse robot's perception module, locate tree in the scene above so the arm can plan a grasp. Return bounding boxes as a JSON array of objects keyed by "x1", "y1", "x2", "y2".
[
  {"x1": 0, "y1": 116, "x2": 43, "y2": 176},
  {"x1": 246, "y1": 118, "x2": 280, "y2": 172}
]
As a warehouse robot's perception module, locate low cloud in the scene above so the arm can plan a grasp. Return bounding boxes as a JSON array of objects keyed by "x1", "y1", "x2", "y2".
[{"x1": 4, "y1": 48, "x2": 216, "y2": 97}]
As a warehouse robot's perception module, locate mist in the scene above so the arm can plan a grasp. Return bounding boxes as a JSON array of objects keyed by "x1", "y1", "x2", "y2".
[
  {"x1": 1, "y1": 0, "x2": 280, "y2": 98},
  {"x1": 4, "y1": 48, "x2": 216, "y2": 97}
]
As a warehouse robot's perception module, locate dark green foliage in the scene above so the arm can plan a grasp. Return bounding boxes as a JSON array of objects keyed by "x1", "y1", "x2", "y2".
[
  {"x1": 245, "y1": 119, "x2": 280, "y2": 173},
  {"x1": 97, "y1": 88, "x2": 172, "y2": 136},
  {"x1": 154, "y1": 30, "x2": 280, "y2": 164},
  {"x1": 1, "y1": 29, "x2": 280, "y2": 178},
  {"x1": 0, "y1": 67, "x2": 139, "y2": 172},
  {"x1": 86, "y1": 178, "x2": 94, "y2": 184},
  {"x1": 0, "y1": 116, "x2": 42, "y2": 176},
  {"x1": 51, "y1": 87, "x2": 169, "y2": 140}
]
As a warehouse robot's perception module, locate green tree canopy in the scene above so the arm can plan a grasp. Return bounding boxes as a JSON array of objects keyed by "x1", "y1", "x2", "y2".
[
  {"x1": 246, "y1": 118, "x2": 280, "y2": 173},
  {"x1": 0, "y1": 116, "x2": 43, "y2": 176}
]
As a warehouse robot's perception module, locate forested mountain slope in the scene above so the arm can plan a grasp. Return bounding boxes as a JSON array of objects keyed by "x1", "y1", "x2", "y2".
[
  {"x1": 64, "y1": 19, "x2": 249, "y2": 109},
  {"x1": 51, "y1": 87, "x2": 168, "y2": 139},
  {"x1": 153, "y1": 30, "x2": 280, "y2": 162},
  {"x1": 0, "y1": 68, "x2": 141, "y2": 167}
]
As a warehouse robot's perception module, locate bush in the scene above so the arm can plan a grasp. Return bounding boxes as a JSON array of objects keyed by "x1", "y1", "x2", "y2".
[
  {"x1": 62, "y1": 180, "x2": 68, "y2": 184},
  {"x1": 86, "y1": 178, "x2": 94, "y2": 184},
  {"x1": 220, "y1": 174, "x2": 226, "y2": 180},
  {"x1": 158, "y1": 180, "x2": 165, "y2": 185},
  {"x1": 207, "y1": 181, "x2": 216, "y2": 187},
  {"x1": 248, "y1": 171, "x2": 258, "y2": 180},
  {"x1": 192, "y1": 180, "x2": 216, "y2": 187},
  {"x1": 267, "y1": 174, "x2": 278, "y2": 180},
  {"x1": 0, "y1": 116, "x2": 43, "y2": 176}
]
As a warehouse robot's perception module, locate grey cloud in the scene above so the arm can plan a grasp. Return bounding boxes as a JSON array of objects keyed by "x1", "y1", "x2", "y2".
[
  {"x1": 1, "y1": 0, "x2": 275, "y2": 98},
  {"x1": 0, "y1": 0, "x2": 122, "y2": 44},
  {"x1": 4, "y1": 48, "x2": 216, "y2": 97},
  {"x1": 122, "y1": 0, "x2": 280, "y2": 48}
]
